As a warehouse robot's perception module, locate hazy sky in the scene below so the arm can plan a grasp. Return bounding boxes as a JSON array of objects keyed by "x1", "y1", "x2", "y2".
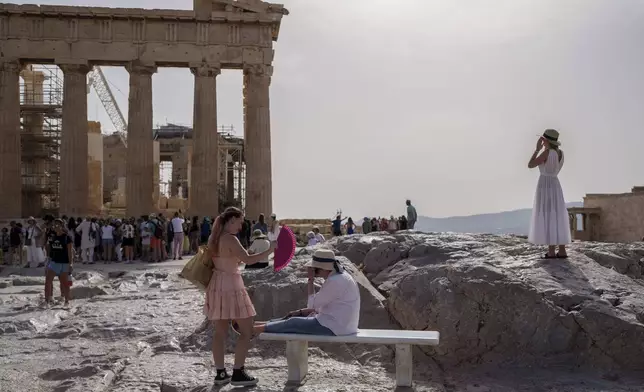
[{"x1": 24, "y1": 0, "x2": 644, "y2": 219}]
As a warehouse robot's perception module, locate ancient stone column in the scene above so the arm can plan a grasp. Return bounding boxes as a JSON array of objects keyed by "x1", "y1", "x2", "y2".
[
  {"x1": 126, "y1": 63, "x2": 157, "y2": 218},
  {"x1": 243, "y1": 64, "x2": 273, "y2": 220},
  {"x1": 87, "y1": 121, "x2": 104, "y2": 215},
  {"x1": 0, "y1": 61, "x2": 22, "y2": 219},
  {"x1": 189, "y1": 64, "x2": 220, "y2": 219},
  {"x1": 59, "y1": 64, "x2": 91, "y2": 217}
]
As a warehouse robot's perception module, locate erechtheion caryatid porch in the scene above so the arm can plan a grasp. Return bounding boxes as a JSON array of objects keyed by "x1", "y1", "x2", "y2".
[{"x1": 0, "y1": 0, "x2": 287, "y2": 220}]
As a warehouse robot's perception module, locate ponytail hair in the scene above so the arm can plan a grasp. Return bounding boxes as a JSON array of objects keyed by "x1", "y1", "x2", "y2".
[{"x1": 207, "y1": 207, "x2": 243, "y2": 257}]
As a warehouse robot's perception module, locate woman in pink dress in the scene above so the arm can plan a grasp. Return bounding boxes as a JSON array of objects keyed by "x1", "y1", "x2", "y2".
[{"x1": 205, "y1": 207, "x2": 274, "y2": 387}]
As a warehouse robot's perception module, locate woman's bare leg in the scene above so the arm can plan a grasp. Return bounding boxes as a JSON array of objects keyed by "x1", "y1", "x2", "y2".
[
  {"x1": 558, "y1": 245, "x2": 567, "y2": 257},
  {"x1": 547, "y1": 245, "x2": 556, "y2": 257},
  {"x1": 212, "y1": 319, "x2": 229, "y2": 369},
  {"x1": 59, "y1": 272, "x2": 70, "y2": 303},
  {"x1": 233, "y1": 317, "x2": 254, "y2": 369},
  {"x1": 44, "y1": 269, "x2": 55, "y2": 303}
]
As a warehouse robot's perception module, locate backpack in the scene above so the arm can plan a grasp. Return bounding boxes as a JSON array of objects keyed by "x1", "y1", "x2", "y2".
[
  {"x1": 89, "y1": 223, "x2": 97, "y2": 240},
  {"x1": 153, "y1": 222, "x2": 163, "y2": 239}
]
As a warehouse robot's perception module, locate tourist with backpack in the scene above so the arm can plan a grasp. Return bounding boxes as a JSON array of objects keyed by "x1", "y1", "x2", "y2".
[{"x1": 148, "y1": 214, "x2": 163, "y2": 263}]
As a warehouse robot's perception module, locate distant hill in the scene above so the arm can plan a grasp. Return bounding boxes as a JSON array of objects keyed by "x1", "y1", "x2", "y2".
[{"x1": 416, "y1": 202, "x2": 582, "y2": 235}]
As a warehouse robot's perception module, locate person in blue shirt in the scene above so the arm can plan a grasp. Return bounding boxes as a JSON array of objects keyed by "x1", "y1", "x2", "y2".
[
  {"x1": 201, "y1": 217, "x2": 212, "y2": 245},
  {"x1": 251, "y1": 214, "x2": 268, "y2": 234},
  {"x1": 330, "y1": 214, "x2": 347, "y2": 237}
]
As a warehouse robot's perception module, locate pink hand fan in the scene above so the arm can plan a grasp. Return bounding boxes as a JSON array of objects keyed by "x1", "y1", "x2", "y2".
[{"x1": 274, "y1": 225, "x2": 296, "y2": 272}]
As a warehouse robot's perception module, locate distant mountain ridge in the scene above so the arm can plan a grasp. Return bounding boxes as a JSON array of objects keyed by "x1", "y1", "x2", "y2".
[{"x1": 416, "y1": 202, "x2": 582, "y2": 235}]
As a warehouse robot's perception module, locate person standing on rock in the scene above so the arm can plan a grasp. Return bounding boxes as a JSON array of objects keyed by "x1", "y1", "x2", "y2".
[
  {"x1": 406, "y1": 199, "x2": 418, "y2": 229},
  {"x1": 44, "y1": 219, "x2": 73, "y2": 307},
  {"x1": 528, "y1": 129, "x2": 571, "y2": 258},
  {"x1": 205, "y1": 207, "x2": 275, "y2": 387}
]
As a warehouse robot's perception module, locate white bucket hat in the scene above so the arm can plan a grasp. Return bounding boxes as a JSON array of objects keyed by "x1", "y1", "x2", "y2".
[{"x1": 305, "y1": 249, "x2": 338, "y2": 271}]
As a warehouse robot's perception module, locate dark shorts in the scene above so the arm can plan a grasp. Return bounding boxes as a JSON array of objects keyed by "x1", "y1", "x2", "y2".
[{"x1": 122, "y1": 238, "x2": 134, "y2": 247}]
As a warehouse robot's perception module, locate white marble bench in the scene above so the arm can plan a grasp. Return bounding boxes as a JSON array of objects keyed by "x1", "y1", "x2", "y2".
[{"x1": 259, "y1": 329, "x2": 440, "y2": 387}]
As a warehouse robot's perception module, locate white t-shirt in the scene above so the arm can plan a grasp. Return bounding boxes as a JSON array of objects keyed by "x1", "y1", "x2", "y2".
[
  {"x1": 267, "y1": 223, "x2": 280, "y2": 242},
  {"x1": 315, "y1": 233, "x2": 325, "y2": 243},
  {"x1": 171, "y1": 217, "x2": 185, "y2": 234},
  {"x1": 307, "y1": 238, "x2": 319, "y2": 246},
  {"x1": 101, "y1": 225, "x2": 114, "y2": 240},
  {"x1": 248, "y1": 238, "x2": 271, "y2": 264},
  {"x1": 307, "y1": 272, "x2": 361, "y2": 336}
]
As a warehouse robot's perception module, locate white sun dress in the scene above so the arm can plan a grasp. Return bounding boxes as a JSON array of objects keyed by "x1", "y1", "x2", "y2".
[{"x1": 528, "y1": 149, "x2": 571, "y2": 245}]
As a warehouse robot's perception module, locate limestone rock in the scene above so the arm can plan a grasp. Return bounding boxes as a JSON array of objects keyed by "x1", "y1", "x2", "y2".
[{"x1": 330, "y1": 232, "x2": 644, "y2": 371}]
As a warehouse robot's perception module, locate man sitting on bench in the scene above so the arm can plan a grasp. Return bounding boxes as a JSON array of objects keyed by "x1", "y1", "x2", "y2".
[{"x1": 253, "y1": 249, "x2": 360, "y2": 336}]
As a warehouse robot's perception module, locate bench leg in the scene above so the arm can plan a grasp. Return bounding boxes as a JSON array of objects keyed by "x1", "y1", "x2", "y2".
[
  {"x1": 285, "y1": 340, "x2": 308, "y2": 385},
  {"x1": 395, "y1": 344, "x2": 413, "y2": 387}
]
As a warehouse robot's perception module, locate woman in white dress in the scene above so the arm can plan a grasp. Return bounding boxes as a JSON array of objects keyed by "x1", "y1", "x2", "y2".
[{"x1": 528, "y1": 129, "x2": 571, "y2": 259}]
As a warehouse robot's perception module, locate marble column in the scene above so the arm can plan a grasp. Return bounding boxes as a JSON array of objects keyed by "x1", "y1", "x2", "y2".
[
  {"x1": 59, "y1": 64, "x2": 91, "y2": 217},
  {"x1": 126, "y1": 64, "x2": 156, "y2": 218},
  {"x1": 243, "y1": 64, "x2": 273, "y2": 220},
  {"x1": 189, "y1": 64, "x2": 220, "y2": 218},
  {"x1": 0, "y1": 61, "x2": 22, "y2": 219}
]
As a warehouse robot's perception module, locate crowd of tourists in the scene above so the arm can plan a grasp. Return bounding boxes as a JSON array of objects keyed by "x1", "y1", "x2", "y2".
[
  {"x1": 0, "y1": 212, "x2": 213, "y2": 267},
  {"x1": 326, "y1": 199, "x2": 419, "y2": 237},
  {"x1": 0, "y1": 129, "x2": 572, "y2": 388}
]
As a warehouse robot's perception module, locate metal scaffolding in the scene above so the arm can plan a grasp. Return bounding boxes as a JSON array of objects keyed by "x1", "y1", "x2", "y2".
[{"x1": 20, "y1": 65, "x2": 63, "y2": 217}]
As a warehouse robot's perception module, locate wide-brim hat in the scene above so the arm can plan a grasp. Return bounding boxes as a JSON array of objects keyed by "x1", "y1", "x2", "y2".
[
  {"x1": 541, "y1": 129, "x2": 561, "y2": 146},
  {"x1": 252, "y1": 229, "x2": 266, "y2": 240},
  {"x1": 305, "y1": 249, "x2": 337, "y2": 271},
  {"x1": 27, "y1": 216, "x2": 36, "y2": 223}
]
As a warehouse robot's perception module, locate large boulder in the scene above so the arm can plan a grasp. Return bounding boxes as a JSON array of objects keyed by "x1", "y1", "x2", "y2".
[{"x1": 330, "y1": 232, "x2": 644, "y2": 371}]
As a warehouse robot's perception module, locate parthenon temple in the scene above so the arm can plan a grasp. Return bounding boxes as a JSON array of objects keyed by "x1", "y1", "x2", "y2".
[{"x1": 0, "y1": 0, "x2": 288, "y2": 221}]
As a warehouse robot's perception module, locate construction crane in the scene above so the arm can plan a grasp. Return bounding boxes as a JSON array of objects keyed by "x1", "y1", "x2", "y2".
[{"x1": 87, "y1": 66, "x2": 128, "y2": 145}]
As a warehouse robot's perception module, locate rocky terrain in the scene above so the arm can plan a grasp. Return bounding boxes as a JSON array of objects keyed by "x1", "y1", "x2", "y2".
[{"x1": 1, "y1": 232, "x2": 644, "y2": 391}]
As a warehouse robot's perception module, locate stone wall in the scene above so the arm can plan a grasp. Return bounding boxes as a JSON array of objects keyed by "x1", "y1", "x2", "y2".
[
  {"x1": 87, "y1": 122, "x2": 104, "y2": 215},
  {"x1": 584, "y1": 192, "x2": 644, "y2": 242},
  {"x1": 102, "y1": 135, "x2": 127, "y2": 204}
]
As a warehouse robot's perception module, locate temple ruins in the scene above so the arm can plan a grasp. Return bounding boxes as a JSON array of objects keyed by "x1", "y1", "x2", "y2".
[
  {"x1": 0, "y1": 0, "x2": 287, "y2": 220},
  {"x1": 569, "y1": 186, "x2": 644, "y2": 243}
]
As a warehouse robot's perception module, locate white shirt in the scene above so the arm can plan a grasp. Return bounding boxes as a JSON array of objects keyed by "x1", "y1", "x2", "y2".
[
  {"x1": 267, "y1": 223, "x2": 280, "y2": 242},
  {"x1": 101, "y1": 225, "x2": 114, "y2": 240},
  {"x1": 314, "y1": 233, "x2": 325, "y2": 243},
  {"x1": 171, "y1": 217, "x2": 185, "y2": 234},
  {"x1": 248, "y1": 238, "x2": 271, "y2": 263},
  {"x1": 307, "y1": 272, "x2": 360, "y2": 336},
  {"x1": 307, "y1": 238, "x2": 319, "y2": 247}
]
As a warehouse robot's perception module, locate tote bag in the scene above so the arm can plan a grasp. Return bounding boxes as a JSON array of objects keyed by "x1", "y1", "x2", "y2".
[{"x1": 180, "y1": 246, "x2": 213, "y2": 291}]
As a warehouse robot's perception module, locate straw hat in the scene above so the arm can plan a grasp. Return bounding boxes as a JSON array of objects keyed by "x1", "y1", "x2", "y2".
[
  {"x1": 541, "y1": 129, "x2": 561, "y2": 146},
  {"x1": 305, "y1": 249, "x2": 337, "y2": 271}
]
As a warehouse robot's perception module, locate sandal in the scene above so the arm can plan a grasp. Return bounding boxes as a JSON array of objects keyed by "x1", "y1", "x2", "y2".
[{"x1": 556, "y1": 253, "x2": 569, "y2": 259}]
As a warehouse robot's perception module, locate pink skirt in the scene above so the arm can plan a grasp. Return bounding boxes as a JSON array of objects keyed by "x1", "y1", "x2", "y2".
[{"x1": 204, "y1": 270, "x2": 256, "y2": 321}]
